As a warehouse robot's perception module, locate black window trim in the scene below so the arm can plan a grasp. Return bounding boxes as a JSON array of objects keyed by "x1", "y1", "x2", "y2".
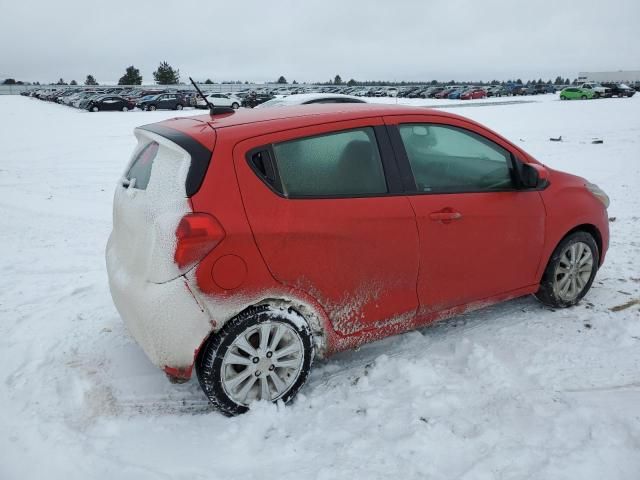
[
  {"x1": 245, "y1": 125, "x2": 405, "y2": 200},
  {"x1": 388, "y1": 122, "x2": 536, "y2": 195}
]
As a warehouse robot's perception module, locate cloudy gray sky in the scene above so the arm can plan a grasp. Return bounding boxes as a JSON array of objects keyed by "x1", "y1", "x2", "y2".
[{"x1": 1, "y1": 0, "x2": 638, "y2": 84}]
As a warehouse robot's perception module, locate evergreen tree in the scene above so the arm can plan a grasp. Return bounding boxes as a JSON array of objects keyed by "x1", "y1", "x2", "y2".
[
  {"x1": 153, "y1": 61, "x2": 180, "y2": 85},
  {"x1": 554, "y1": 76, "x2": 562, "y2": 85},
  {"x1": 84, "y1": 75, "x2": 98, "y2": 86},
  {"x1": 334, "y1": 74, "x2": 342, "y2": 85},
  {"x1": 56, "y1": 78, "x2": 67, "y2": 85},
  {"x1": 516, "y1": 79, "x2": 523, "y2": 85},
  {"x1": 70, "y1": 80, "x2": 78, "y2": 85},
  {"x1": 118, "y1": 66, "x2": 143, "y2": 85},
  {"x1": 277, "y1": 75, "x2": 287, "y2": 84},
  {"x1": 204, "y1": 78, "x2": 214, "y2": 84},
  {"x1": 292, "y1": 80, "x2": 298, "y2": 84},
  {"x1": 2, "y1": 78, "x2": 16, "y2": 85},
  {"x1": 347, "y1": 78, "x2": 357, "y2": 86}
]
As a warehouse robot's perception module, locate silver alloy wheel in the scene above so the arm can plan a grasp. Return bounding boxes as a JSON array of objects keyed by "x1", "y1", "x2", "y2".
[
  {"x1": 122, "y1": 106, "x2": 128, "y2": 112},
  {"x1": 221, "y1": 321, "x2": 304, "y2": 406},
  {"x1": 553, "y1": 241, "x2": 594, "y2": 301}
]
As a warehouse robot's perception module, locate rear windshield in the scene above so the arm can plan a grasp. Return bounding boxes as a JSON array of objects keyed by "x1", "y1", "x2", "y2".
[{"x1": 126, "y1": 141, "x2": 159, "y2": 190}]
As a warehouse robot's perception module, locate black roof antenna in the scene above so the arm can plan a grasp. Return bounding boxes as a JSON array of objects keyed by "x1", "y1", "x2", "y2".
[{"x1": 189, "y1": 77, "x2": 235, "y2": 116}]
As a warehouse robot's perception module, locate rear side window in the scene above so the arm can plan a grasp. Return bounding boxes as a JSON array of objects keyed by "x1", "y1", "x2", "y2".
[
  {"x1": 272, "y1": 127, "x2": 387, "y2": 197},
  {"x1": 126, "y1": 141, "x2": 159, "y2": 190}
]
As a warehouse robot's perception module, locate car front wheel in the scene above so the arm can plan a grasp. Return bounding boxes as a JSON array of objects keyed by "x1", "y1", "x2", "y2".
[
  {"x1": 196, "y1": 305, "x2": 314, "y2": 416},
  {"x1": 176, "y1": 104, "x2": 183, "y2": 110},
  {"x1": 535, "y1": 231, "x2": 599, "y2": 308}
]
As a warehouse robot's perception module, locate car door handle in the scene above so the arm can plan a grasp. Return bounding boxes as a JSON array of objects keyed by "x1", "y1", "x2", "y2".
[{"x1": 429, "y1": 209, "x2": 462, "y2": 223}]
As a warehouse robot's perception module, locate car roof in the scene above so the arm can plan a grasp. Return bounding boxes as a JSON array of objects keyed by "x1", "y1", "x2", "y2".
[{"x1": 158, "y1": 104, "x2": 471, "y2": 138}]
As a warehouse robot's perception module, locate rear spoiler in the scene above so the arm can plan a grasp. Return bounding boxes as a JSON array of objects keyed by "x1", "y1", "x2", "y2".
[{"x1": 137, "y1": 123, "x2": 213, "y2": 197}]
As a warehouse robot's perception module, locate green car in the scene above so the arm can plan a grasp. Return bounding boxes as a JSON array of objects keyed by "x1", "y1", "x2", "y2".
[{"x1": 559, "y1": 87, "x2": 595, "y2": 100}]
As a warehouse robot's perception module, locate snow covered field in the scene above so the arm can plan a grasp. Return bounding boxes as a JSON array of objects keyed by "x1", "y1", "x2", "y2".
[{"x1": 1, "y1": 94, "x2": 639, "y2": 479}]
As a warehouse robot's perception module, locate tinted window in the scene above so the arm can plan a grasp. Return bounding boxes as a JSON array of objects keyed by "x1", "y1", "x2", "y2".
[
  {"x1": 272, "y1": 127, "x2": 387, "y2": 197},
  {"x1": 399, "y1": 124, "x2": 513, "y2": 193},
  {"x1": 126, "y1": 141, "x2": 159, "y2": 190}
]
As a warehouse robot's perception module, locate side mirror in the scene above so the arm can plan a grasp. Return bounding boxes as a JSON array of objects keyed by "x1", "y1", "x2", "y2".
[{"x1": 520, "y1": 162, "x2": 549, "y2": 189}]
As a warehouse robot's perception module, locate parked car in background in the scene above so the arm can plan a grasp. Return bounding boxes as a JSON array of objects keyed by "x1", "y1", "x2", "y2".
[
  {"x1": 87, "y1": 95, "x2": 136, "y2": 112},
  {"x1": 138, "y1": 93, "x2": 187, "y2": 111},
  {"x1": 242, "y1": 92, "x2": 275, "y2": 108},
  {"x1": 580, "y1": 83, "x2": 610, "y2": 98},
  {"x1": 447, "y1": 88, "x2": 466, "y2": 99},
  {"x1": 106, "y1": 103, "x2": 609, "y2": 416},
  {"x1": 601, "y1": 83, "x2": 635, "y2": 98},
  {"x1": 194, "y1": 93, "x2": 242, "y2": 109},
  {"x1": 256, "y1": 93, "x2": 367, "y2": 108},
  {"x1": 559, "y1": 87, "x2": 595, "y2": 100},
  {"x1": 460, "y1": 88, "x2": 487, "y2": 100}
]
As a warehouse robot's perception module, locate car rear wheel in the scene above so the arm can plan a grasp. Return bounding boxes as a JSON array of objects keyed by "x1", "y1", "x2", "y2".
[
  {"x1": 535, "y1": 231, "x2": 599, "y2": 308},
  {"x1": 560, "y1": 95, "x2": 567, "y2": 100},
  {"x1": 176, "y1": 104, "x2": 183, "y2": 110},
  {"x1": 196, "y1": 305, "x2": 314, "y2": 416},
  {"x1": 90, "y1": 105, "x2": 99, "y2": 112},
  {"x1": 581, "y1": 95, "x2": 587, "y2": 100},
  {"x1": 122, "y1": 106, "x2": 128, "y2": 112},
  {"x1": 232, "y1": 102, "x2": 240, "y2": 109}
]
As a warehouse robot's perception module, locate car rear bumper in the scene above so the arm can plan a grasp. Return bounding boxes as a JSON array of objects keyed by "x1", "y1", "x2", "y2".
[{"x1": 106, "y1": 237, "x2": 212, "y2": 376}]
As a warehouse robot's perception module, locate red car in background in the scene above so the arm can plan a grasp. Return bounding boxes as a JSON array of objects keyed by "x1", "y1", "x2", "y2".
[
  {"x1": 461, "y1": 88, "x2": 487, "y2": 100},
  {"x1": 106, "y1": 104, "x2": 610, "y2": 415}
]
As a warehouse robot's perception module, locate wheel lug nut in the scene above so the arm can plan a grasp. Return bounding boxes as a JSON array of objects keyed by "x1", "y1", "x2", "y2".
[
  {"x1": 269, "y1": 365, "x2": 275, "y2": 371},
  {"x1": 255, "y1": 371, "x2": 261, "y2": 376},
  {"x1": 252, "y1": 357, "x2": 259, "y2": 364},
  {"x1": 266, "y1": 351, "x2": 273, "y2": 358}
]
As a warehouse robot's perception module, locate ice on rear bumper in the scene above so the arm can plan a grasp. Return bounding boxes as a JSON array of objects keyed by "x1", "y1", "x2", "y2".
[{"x1": 106, "y1": 238, "x2": 211, "y2": 370}]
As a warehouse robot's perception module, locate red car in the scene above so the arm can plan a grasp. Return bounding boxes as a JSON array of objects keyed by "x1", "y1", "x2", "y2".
[
  {"x1": 106, "y1": 104, "x2": 610, "y2": 415},
  {"x1": 461, "y1": 88, "x2": 487, "y2": 100}
]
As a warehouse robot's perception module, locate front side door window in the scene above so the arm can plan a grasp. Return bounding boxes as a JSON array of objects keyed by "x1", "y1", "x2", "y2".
[{"x1": 398, "y1": 124, "x2": 514, "y2": 193}]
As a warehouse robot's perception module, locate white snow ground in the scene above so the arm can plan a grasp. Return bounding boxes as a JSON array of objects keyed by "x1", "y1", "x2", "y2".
[{"x1": 1, "y1": 94, "x2": 639, "y2": 480}]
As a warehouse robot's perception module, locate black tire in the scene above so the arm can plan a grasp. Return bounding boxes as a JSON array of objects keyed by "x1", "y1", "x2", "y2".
[
  {"x1": 581, "y1": 95, "x2": 587, "y2": 100},
  {"x1": 90, "y1": 105, "x2": 99, "y2": 112},
  {"x1": 560, "y1": 95, "x2": 567, "y2": 100},
  {"x1": 535, "y1": 231, "x2": 599, "y2": 308},
  {"x1": 148, "y1": 105, "x2": 156, "y2": 111},
  {"x1": 231, "y1": 102, "x2": 240, "y2": 109},
  {"x1": 196, "y1": 305, "x2": 314, "y2": 416},
  {"x1": 176, "y1": 104, "x2": 184, "y2": 110}
]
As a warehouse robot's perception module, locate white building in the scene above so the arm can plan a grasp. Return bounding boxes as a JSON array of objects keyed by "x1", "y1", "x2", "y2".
[{"x1": 577, "y1": 71, "x2": 640, "y2": 84}]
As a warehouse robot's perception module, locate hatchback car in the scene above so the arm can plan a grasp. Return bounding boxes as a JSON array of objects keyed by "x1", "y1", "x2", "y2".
[
  {"x1": 560, "y1": 87, "x2": 595, "y2": 100},
  {"x1": 138, "y1": 93, "x2": 187, "y2": 111},
  {"x1": 460, "y1": 88, "x2": 487, "y2": 100},
  {"x1": 87, "y1": 95, "x2": 136, "y2": 112},
  {"x1": 106, "y1": 104, "x2": 609, "y2": 415}
]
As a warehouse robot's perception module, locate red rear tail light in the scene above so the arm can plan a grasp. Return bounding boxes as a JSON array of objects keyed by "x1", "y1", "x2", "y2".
[{"x1": 174, "y1": 213, "x2": 225, "y2": 269}]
